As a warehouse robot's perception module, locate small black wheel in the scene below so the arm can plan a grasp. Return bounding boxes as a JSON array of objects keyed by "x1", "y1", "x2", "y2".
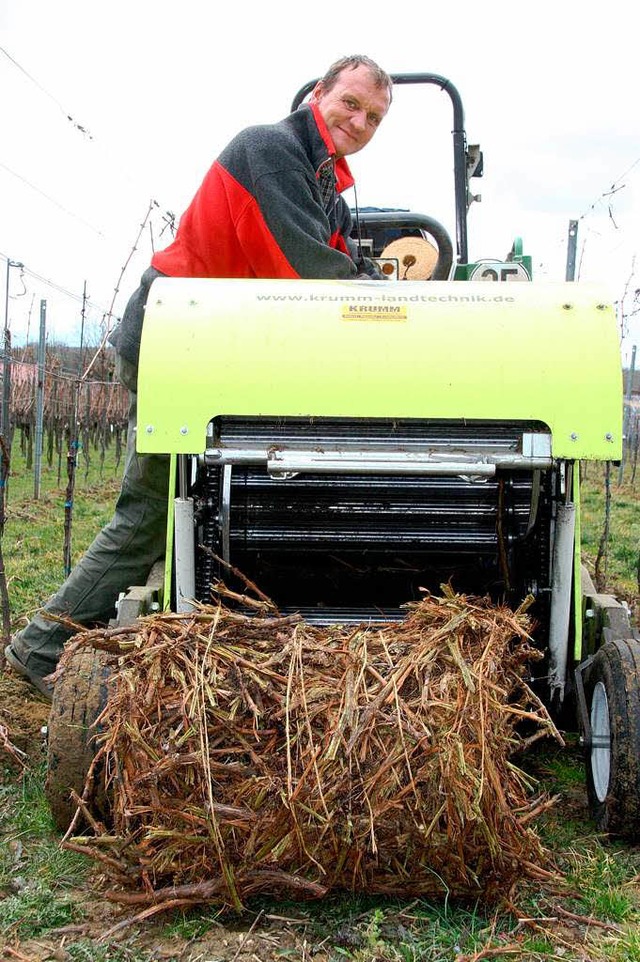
[
  {"x1": 45, "y1": 648, "x2": 111, "y2": 832},
  {"x1": 584, "y1": 638, "x2": 640, "y2": 838}
]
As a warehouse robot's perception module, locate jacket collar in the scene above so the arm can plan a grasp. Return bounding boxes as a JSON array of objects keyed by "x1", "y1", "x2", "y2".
[{"x1": 293, "y1": 103, "x2": 355, "y2": 194}]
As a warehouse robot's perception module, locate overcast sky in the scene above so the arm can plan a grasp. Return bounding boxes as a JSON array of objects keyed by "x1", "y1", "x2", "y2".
[{"x1": 1, "y1": 0, "x2": 638, "y2": 365}]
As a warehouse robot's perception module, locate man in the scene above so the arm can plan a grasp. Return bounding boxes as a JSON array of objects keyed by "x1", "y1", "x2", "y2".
[
  {"x1": 4, "y1": 55, "x2": 392, "y2": 698},
  {"x1": 114, "y1": 55, "x2": 392, "y2": 375}
]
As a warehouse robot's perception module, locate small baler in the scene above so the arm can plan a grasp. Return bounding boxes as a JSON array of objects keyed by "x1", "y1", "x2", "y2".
[{"x1": 47, "y1": 74, "x2": 639, "y2": 838}]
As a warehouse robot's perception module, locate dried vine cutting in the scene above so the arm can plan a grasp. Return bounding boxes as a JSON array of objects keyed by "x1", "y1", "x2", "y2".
[{"x1": 56, "y1": 588, "x2": 562, "y2": 914}]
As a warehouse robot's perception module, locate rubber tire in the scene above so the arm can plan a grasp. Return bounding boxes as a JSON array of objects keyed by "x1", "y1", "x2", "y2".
[
  {"x1": 584, "y1": 638, "x2": 640, "y2": 838},
  {"x1": 45, "y1": 648, "x2": 111, "y2": 833}
]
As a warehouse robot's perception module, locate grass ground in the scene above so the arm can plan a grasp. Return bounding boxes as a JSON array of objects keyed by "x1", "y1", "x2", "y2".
[
  {"x1": 580, "y1": 463, "x2": 640, "y2": 607},
  {"x1": 0, "y1": 444, "x2": 639, "y2": 961},
  {"x1": 4, "y1": 438, "x2": 122, "y2": 631}
]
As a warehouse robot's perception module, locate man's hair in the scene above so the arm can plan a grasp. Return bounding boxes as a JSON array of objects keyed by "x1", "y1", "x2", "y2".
[{"x1": 319, "y1": 55, "x2": 393, "y2": 102}]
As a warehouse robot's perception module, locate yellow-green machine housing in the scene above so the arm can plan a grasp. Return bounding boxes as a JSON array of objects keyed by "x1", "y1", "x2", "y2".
[
  {"x1": 139, "y1": 278, "x2": 621, "y2": 460},
  {"x1": 137, "y1": 276, "x2": 622, "y2": 702}
]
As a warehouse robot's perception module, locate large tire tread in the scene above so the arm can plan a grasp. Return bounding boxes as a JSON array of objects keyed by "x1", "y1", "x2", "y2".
[{"x1": 45, "y1": 648, "x2": 111, "y2": 833}]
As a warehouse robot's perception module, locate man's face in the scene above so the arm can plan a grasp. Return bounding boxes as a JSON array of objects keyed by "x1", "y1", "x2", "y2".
[{"x1": 312, "y1": 64, "x2": 390, "y2": 159}]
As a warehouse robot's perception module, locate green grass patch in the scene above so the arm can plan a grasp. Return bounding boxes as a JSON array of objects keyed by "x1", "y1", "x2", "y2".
[
  {"x1": 580, "y1": 463, "x2": 639, "y2": 599},
  {"x1": 65, "y1": 939, "x2": 157, "y2": 962},
  {"x1": 64, "y1": 941, "x2": 156, "y2": 962},
  {"x1": 8, "y1": 428, "x2": 125, "y2": 501},
  {"x1": 564, "y1": 844, "x2": 640, "y2": 921},
  {"x1": 294, "y1": 897, "x2": 504, "y2": 962},
  {"x1": 4, "y1": 444, "x2": 120, "y2": 630},
  {"x1": 160, "y1": 906, "x2": 226, "y2": 941},
  {"x1": 0, "y1": 768, "x2": 89, "y2": 940},
  {"x1": 531, "y1": 741, "x2": 586, "y2": 791}
]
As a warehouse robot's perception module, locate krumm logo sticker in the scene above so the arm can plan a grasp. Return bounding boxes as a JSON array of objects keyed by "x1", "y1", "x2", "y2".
[{"x1": 342, "y1": 304, "x2": 408, "y2": 322}]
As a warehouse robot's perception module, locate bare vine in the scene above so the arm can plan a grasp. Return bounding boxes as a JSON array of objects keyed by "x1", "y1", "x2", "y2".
[{"x1": 82, "y1": 199, "x2": 159, "y2": 382}]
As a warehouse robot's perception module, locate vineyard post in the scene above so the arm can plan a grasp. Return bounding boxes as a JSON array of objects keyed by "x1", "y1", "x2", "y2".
[
  {"x1": 2, "y1": 260, "x2": 23, "y2": 449},
  {"x1": 618, "y1": 344, "x2": 636, "y2": 484},
  {"x1": 63, "y1": 282, "x2": 87, "y2": 576},
  {"x1": 565, "y1": 219, "x2": 578, "y2": 282},
  {"x1": 33, "y1": 300, "x2": 47, "y2": 499},
  {"x1": 0, "y1": 437, "x2": 11, "y2": 649}
]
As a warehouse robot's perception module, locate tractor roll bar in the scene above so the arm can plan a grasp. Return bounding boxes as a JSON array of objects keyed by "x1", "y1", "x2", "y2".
[
  {"x1": 291, "y1": 73, "x2": 469, "y2": 264},
  {"x1": 356, "y1": 211, "x2": 454, "y2": 280}
]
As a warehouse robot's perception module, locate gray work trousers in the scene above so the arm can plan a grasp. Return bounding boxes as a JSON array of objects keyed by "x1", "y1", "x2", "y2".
[{"x1": 11, "y1": 355, "x2": 170, "y2": 677}]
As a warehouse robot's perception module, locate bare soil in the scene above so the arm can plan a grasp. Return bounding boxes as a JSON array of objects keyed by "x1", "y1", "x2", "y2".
[
  {"x1": 0, "y1": 669, "x2": 50, "y2": 766},
  {"x1": 0, "y1": 916, "x2": 313, "y2": 962}
]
